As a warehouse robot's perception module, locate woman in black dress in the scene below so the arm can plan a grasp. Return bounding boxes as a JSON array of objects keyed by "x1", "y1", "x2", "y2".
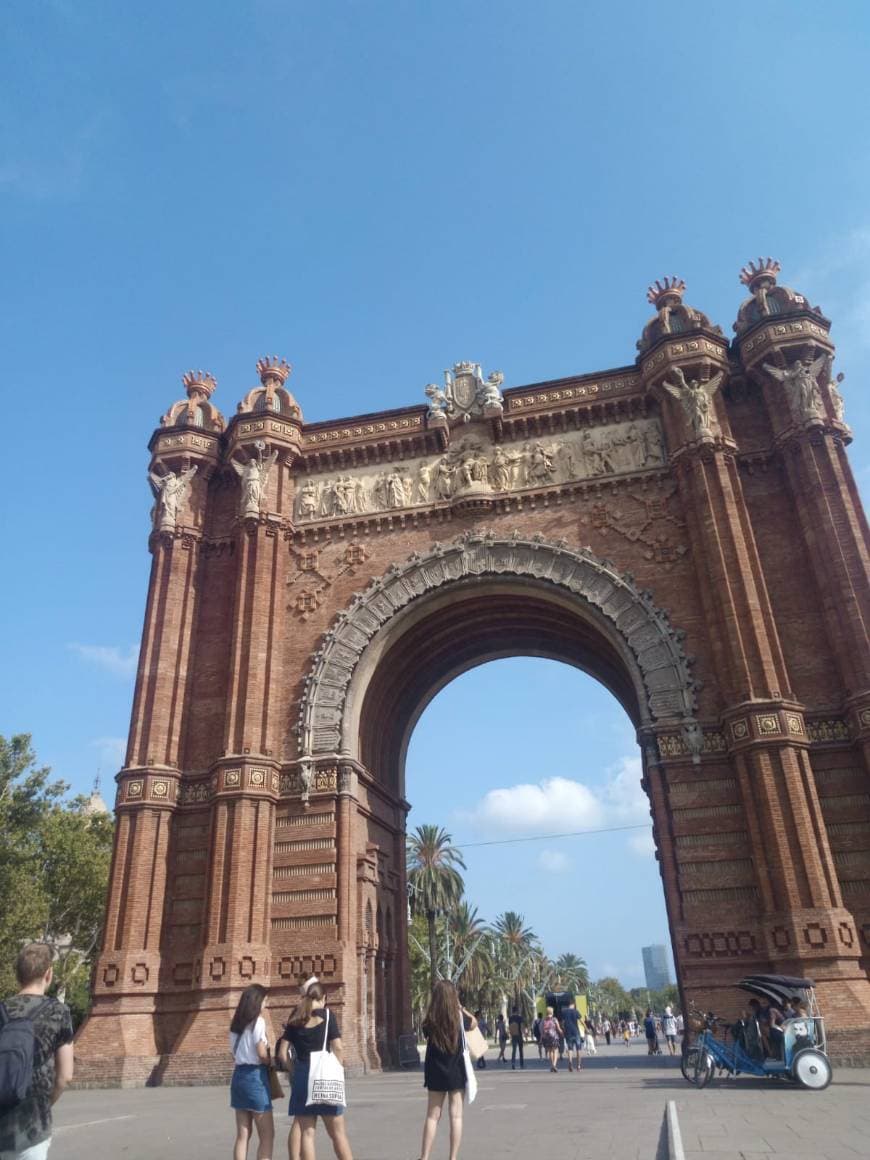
[{"x1": 417, "y1": 980, "x2": 477, "y2": 1160}]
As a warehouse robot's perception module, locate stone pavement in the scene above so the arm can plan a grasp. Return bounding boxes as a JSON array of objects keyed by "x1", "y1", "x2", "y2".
[{"x1": 52, "y1": 1044, "x2": 870, "y2": 1160}]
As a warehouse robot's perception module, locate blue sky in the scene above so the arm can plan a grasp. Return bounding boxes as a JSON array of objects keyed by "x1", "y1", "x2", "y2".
[{"x1": 2, "y1": 1, "x2": 869, "y2": 988}]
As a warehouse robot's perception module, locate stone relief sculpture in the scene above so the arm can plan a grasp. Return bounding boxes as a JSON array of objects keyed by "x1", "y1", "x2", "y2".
[
  {"x1": 763, "y1": 355, "x2": 826, "y2": 423},
  {"x1": 293, "y1": 419, "x2": 666, "y2": 522},
  {"x1": 232, "y1": 442, "x2": 278, "y2": 517},
  {"x1": 424, "y1": 383, "x2": 450, "y2": 420},
  {"x1": 660, "y1": 367, "x2": 724, "y2": 439},
  {"x1": 148, "y1": 464, "x2": 198, "y2": 531}
]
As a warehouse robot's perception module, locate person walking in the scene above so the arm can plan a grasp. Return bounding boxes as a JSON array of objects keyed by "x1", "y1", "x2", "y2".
[
  {"x1": 643, "y1": 1009, "x2": 659, "y2": 1056},
  {"x1": 417, "y1": 980, "x2": 477, "y2": 1160},
  {"x1": 583, "y1": 1016, "x2": 597, "y2": 1056},
  {"x1": 622, "y1": 1020, "x2": 631, "y2": 1047},
  {"x1": 531, "y1": 1014, "x2": 543, "y2": 1059},
  {"x1": 662, "y1": 1007, "x2": 678, "y2": 1056},
  {"x1": 473, "y1": 1012, "x2": 488, "y2": 1070},
  {"x1": 495, "y1": 1014, "x2": 507, "y2": 1063},
  {"x1": 603, "y1": 1017, "x2": 612, "y2": 1047},
  {"x1": 278, "y1": 980, "x2": 353, "y2": 1160},
  {"x1": 559, "y1": 1001, "x2": 583, "y2": 1073},
  {"x1": 508, "y1": 1006, "x2": 524, "y2": 1070},
  {"x1": 229, "y1": 984, "x2": 275, "y2": 1160},
  {"x1": 0, "y1": 943, "x2": 74, "y2": 1160},
  {"x1": 539, "y1": 1007, "x2": 562, "y2": 1073}
]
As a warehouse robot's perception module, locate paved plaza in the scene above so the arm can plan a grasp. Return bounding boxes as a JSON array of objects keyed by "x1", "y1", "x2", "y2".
[{"x1": 54, "y1": 1045, "x2": 869, "y2": 1160}]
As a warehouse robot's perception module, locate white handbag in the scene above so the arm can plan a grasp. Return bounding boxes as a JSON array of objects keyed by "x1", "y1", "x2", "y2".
[
  {"x1": 306, "y1": 1008, "x2": 346, "y2": 1107},
  {"x1": 460, "y1": 1014, "x2": 478, "y2": 1104}
]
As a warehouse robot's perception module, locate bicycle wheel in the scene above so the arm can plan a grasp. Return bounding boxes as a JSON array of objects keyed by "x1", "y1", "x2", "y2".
[
  {"x1": 681, "y1": 1046, "x2": 700, "y2": 1083},
  {"x1": 694, "y1": 1050, "x2": 714, "y2": 1088}
]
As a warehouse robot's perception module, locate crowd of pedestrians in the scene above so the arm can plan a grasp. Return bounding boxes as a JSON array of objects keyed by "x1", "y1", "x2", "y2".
[{"x1": 0, "y1": 942, "x2": 685, "y2": 1160}]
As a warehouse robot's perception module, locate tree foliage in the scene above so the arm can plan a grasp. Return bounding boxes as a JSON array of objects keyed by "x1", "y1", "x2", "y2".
[
  {"x1": 0, "y1": 734, "x2": 114, "y2": 1018},
  {"x1": 407, "y1": 824, "x2": 466, "y2": 995}
]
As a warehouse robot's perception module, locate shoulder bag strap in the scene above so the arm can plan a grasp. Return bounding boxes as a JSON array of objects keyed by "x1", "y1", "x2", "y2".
[{"x1": 322, "y1": 1008, "x2": 330, "y2": 1052}]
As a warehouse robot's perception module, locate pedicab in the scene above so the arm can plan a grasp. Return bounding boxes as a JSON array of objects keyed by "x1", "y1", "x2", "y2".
[{"x1": 682, "y1": 974, "x2": 832, "y2": 1090}]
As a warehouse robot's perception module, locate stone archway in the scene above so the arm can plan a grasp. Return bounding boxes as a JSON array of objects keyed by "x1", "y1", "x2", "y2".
[
  {"x1": 292, "y1": 532, "x2": 703, "y2": 1066},
  {"x1": 298, "y1": 532, "x2": 699, "y2": 762}
]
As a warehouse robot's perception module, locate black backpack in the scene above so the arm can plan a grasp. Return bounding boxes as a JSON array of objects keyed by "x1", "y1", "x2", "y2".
[{"x1": 0, "y1": 999, "x2": 50, "y2": 1110}]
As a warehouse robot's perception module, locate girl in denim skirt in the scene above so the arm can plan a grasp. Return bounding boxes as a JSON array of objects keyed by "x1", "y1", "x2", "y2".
[
  {"x1": 277, "y1": 979, "x2": 353, "y2": 1160},
  {"x1": 229, "y1": 984, "x2": 275, "y2": 1160}
]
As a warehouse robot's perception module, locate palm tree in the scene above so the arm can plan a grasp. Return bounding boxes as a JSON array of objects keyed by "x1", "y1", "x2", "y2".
[
  {"x1": 450, "y1": 901, "x2": 493, "y2": 1004},
  {"x1": 554, "y1": 952, "x2": 589, "y2": 994},
  {"x1": 407, "y1": 824, "x2": 466, "y2": 994},
  {"x1": 492, "y1": 911, "x2": 538, "y2": 1008}
]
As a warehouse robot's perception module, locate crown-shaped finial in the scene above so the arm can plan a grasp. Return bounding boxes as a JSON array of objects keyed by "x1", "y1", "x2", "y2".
[
  {"x1": 646, "y1": 276, "x2": 686, "y2": 309},
  {"x1": 739, "y1": 257, "x2": 781, "y2": 291},
  {"x1": 182, "y1": 370, "x2": 217, "y2": 398},
  {"x1": 257, "y1": 356, "x2": 292, "y2": 385}
]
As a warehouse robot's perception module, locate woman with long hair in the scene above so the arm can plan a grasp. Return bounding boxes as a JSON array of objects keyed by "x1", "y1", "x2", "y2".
[
  {"x1": 277, "y1": 980, "x2": 353, "y2": 1160},
  {"x1": 417, "y1": 980, "x2": 477, "y2": 1160},
  {"x1": 229, "y1": 983, "x2": 275, "y2": 1160}
]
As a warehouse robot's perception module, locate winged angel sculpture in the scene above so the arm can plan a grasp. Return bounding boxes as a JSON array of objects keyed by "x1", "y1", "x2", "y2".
[
  {"x1": 148, "y1": 464, "x2": 197, "y2": 531},
  {"x1": 232, "y1": 445, "x2": 278, "y2": 517},
  {"x1": 762, "y1": 354, "x2": 826, "y2": 422},
  {"x1": 660, "y1": 366, "x2": 723, "y2": 439}
]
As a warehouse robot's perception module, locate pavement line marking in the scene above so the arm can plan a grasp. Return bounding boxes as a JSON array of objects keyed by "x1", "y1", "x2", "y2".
[
  {"x1": 666, "y1": 1100, "x2": 685, "y2": 1160},
  {"x1": 56, "y1": 1115, "x2": 135, "y2": 1132}
]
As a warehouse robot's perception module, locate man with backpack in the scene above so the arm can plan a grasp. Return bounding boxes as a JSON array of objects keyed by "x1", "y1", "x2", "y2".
[
  {"x1": 0, "y1": 943, "x2": 74, "y2": 1160},
  {"x1": 508, "y1": 1005, "x2": 524, "y2": 1070}
]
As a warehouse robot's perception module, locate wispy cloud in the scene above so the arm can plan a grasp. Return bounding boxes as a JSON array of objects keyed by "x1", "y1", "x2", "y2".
[
  {"x1": 538, "y1": 849, "x2": 571, "y2": 873},
  {"x1": 91, "y1": 736, "x2": 127, "y2": 767},
  {"x1": 68, "y1": 643, "x2": 139, "y2": 679},
  {"x1": 461, "y1": 755, "x2": 653, "y2": 857}
]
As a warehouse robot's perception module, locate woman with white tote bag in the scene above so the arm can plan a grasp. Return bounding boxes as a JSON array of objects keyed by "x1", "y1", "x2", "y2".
[
  {"x1": 277, "y1": 980, "x2": 354, "y2": 1160},
  {"x1": 416, "y1": 980, "x2": 479, "y2": 1160}
]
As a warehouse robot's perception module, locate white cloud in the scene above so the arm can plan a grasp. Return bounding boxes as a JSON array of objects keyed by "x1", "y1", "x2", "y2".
[
  {"x1": 628, "y1": 829, "x2": 657, "y2": 859},
  {"x1": 91, "y1": 737, "x2": 127, "y2": 767},
  {"x1": 462, "y1": 755, "x2": 654, "y2": 858},
  {"x1": 69, "y1": 643, "x2": 139, "y2": 679},
  {"x1": 464, "y1": 776, "x2": 604, "y2": 833},
  {"x1": 538, "y1": 849, "x2": 571, "y2": 874}
]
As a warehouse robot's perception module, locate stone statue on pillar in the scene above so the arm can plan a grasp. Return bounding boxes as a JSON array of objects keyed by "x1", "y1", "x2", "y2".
[
  {"x1": 148, "y1": 464, "x2": 198, "y2": 531},
  {"x1": 660, "y1": 366, "x2": 723, "y2": 439},
  {"x1": 232, "y1": 442, "x2": 278, "y2": 518},
  {"x1": 763, "y1": 355, "x2": 826, "y2": 423}
]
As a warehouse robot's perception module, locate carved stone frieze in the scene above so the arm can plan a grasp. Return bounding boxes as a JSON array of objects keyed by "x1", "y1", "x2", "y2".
[
  {"x1": 296, "y1": 532, "x2": 698, "y2": 755},
  {"x1": 294, "y1": 418, "x2": 666, "y2": 524}
]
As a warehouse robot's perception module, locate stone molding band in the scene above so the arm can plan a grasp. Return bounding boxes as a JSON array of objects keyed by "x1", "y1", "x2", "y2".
[{"x1": 297, "y1": 531, "x2": 700, "y2": 758}]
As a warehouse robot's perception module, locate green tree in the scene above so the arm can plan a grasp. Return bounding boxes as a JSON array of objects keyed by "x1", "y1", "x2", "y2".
[
  {"x1": 449, "y1": 902, "x2": 493, "y2": 1006},
  {"x1": 492, "y1": 911, "x2": 538, "y2": 1011},
  {"x1": 0, "y1": 734, "x2": 114, "y2": 1016},
  {"x1": 407, "y1": 824, "x2": 465, "y2": 995},
  {"x1": 593, "y1": 975, "x2": 632, "y2": 1017},
  {"x1": 553, "y1": 952, "x2": 589, "y2": 993}
]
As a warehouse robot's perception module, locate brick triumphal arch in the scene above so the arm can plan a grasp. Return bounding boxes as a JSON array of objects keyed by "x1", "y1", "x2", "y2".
[{"x1": 76, "y1": 262, "x2": 870, "y2": 1082}]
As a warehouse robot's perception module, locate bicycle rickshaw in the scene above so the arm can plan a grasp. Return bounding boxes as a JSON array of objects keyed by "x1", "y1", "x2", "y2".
[{"x1": 682, "y1": 973, "x2": 832, "y2": 1090}]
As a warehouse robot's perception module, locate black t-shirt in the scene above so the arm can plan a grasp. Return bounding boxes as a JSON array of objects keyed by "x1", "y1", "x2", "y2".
[
  {"x1": 281, "y1": 1009, "x2": 340, "y2": 1063},
  {"x1": 561, "y1": 1008, "x2": 581, "y2": 1037},
  {"x1": 0, "y1": 994, "x2": 74, "y2": 1153}
]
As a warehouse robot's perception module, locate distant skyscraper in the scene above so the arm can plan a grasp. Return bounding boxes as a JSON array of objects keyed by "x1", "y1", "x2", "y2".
[{"x1": 642, "y1": 944, "x2": 671, "y2": 992}]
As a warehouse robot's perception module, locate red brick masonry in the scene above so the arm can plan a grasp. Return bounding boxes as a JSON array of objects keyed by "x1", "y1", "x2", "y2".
[{"x1": 75, "y1": 270, "x2": 870, "y2": 1081}]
